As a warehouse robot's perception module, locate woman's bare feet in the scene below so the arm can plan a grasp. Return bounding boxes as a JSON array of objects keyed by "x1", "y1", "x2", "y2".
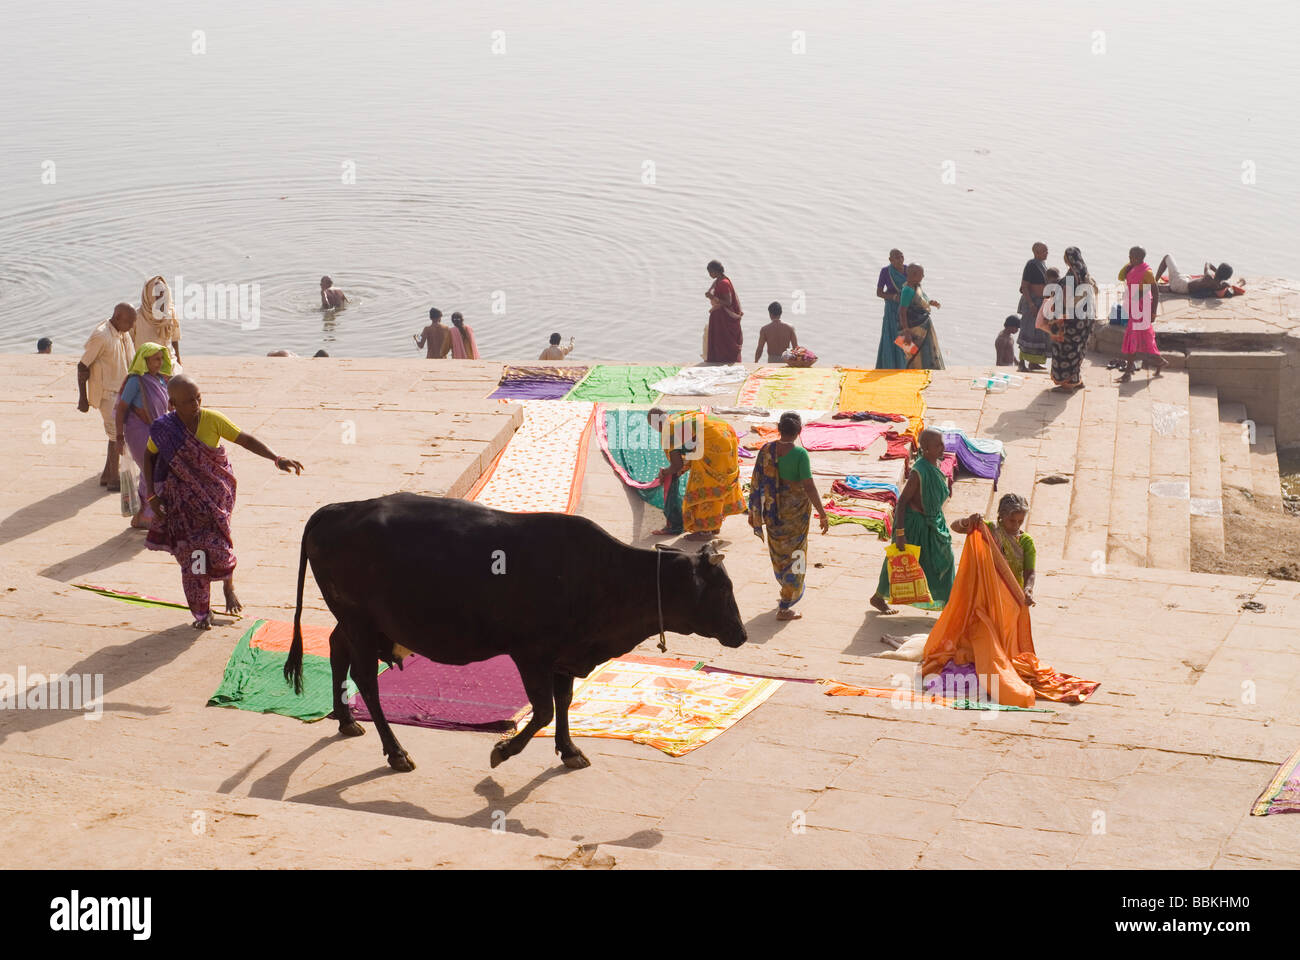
[
  {"x1": 685, "y1": 530, "x2": 717, "y2": 541},
  {"x1": 193, "y1": 614, "x2": 214, "y2": 630},
  {"x1": 869, "y1": 593, "x2": 898, "y2": 615},
  {"x1": 223, "y1": 579, "x2": 242, "y2": 615},
  {"x1": 129, "y1": 514, "x2": 149, "y2": 529},
  {"x1": 1151, "y1": 356, "x2": 1169, "y2": 377},
  {"x1": 650, "y1": 527, "x2": 680, "y2": 537},
  {"x1": 776, "y1": 609, "x2": 802, "y2": 621}
]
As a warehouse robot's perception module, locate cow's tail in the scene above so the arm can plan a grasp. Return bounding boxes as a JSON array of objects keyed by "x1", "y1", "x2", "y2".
[{"x1": 284, "y1": 520, "x2": 310, "y2": 695}]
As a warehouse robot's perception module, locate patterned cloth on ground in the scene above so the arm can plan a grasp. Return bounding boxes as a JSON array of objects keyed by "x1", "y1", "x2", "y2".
[
  {"x1": 208, "y1": 619, "x2": 385, "y2": 722},
  {"x1": 736, "y1": 365, "x2": 844, "y2": 411},
  {"x1": 1252, "y1": 747, "x2": 1300, "y2": 815},
  {"x1": 824, "y1": 497, "x2": 892, "y2": 536},
  {"x1": 522, "y1": 657, "x2": 783, "y2": 756},
  {"x1": 742, "y1": 420, "x2": 890, "y2": 453},
  {"x1": 487, "y1": 365, "x2": 590, "y2": 400},
  {"x1": 922, "y1": 521, "x2": 1099, "y2": 707},
  {"x1": 837, "y1": 369, "x2": 931, "y2": 439},
  {"x1": 565, "y1": 365, "x2": 680, "y2": 404},
  {"x1": 469, "y1": 400, "x2": 595, "y2": 513},
  {"x1": 817, "y1": 678, "x2": 1051, "y2": 711},
  {"x1": 350, "y1": 653, "x2": 527, "y2": 732}
]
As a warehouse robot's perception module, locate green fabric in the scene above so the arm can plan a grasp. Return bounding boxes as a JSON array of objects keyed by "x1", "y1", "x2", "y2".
[
  {"x1": 985, "y1": 521, "x2": 1036, "y2": 587},
  {"x1": 876, "y1": 456, "x2": 954, "y2": 607},
  {"x1": 776, "y1": 445, "x2": 812, "y2": 482},
  {"x1": 602, "y1": 407, "x2": 689, "y2": 513},
  {"x1": 951, "y1": 699, "x2": 1054, "y2": 713},
  {"x1": 565, "y1": 365, "x2": 679, "y2": 404},
  {"x1": 207, "y1": 619, "x2": 383, "y2": 723},
  {"x1": 127, "y1": 341, "x2": 173, "y2": 376},
  {"x1": 74, "y1": 583, "x2": 195, "y2": 613}
]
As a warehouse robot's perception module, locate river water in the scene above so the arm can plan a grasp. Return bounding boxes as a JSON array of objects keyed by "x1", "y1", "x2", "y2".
[{"x1": 2, "y1": 0, "x2": 1297, "y2": 364}]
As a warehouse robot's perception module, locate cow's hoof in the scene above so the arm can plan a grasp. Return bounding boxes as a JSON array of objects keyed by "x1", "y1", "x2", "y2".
[
  {"x1": 561, "y1": 751, "x2": 591, "y2": 770},
  {"x1": 338, "y1": 721, "x2": 365, "y2": 738},
  {"x1": 387, "y1": 751, "x2": 415, "y2": 772},
  {"x1": 489, "y1": 743, "x2": 511, "y2": 768}
]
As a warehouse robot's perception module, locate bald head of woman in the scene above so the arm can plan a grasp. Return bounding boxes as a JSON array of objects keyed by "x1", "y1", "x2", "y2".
[
  {"x1": 918, "y1": 427, "x2": 946, "y2": 460},
  {"x1": 168, "y1": 374, "x2": 201, "y2": 419}
]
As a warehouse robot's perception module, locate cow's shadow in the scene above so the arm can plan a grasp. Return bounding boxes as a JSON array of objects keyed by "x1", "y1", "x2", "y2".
[{"x1": 240, "y1": 735, "x2": 573, "y2": 838}]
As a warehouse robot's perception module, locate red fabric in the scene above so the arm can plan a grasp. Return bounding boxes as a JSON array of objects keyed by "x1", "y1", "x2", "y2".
[
  {"x1": 829, "y1": 479, "x2": 897, "y2": 505},
  {"x1": 881, "y1": 431, "x2": 913, "y2": 460},
  {"x1": 706, "y1": 276, "x2": 743, "y2": 363}
]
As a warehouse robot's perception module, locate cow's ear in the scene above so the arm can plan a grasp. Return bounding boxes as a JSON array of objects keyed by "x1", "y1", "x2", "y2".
[{"x1": 707, "y1": 551, "x2": 726, "y2": 566}]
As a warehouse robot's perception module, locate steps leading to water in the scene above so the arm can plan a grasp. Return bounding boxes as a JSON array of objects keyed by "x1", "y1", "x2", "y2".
[{"x1": 1188, "y1": 384, "x2": 1226, "y2": 563}]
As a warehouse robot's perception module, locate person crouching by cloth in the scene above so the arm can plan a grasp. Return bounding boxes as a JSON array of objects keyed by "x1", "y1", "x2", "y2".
[
  {"x1": 950, "y1": 493, "x2": 1036, "y2": 606},
  {"x1": 748, "y1": 413, "x2": 830, "y2": 621},
  {"x1": 869, "y1": 428, "x2": 954, "y2": 614},
  {"x1": 143, "y1": 375, "x2": 304, "y2": 629},
  {"x1": 648, "y1": 407, "x2": 745, "y2": 541}
]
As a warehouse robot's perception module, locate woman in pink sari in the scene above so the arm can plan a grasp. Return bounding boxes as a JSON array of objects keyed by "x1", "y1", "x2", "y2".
[
  {"x1": 704, "y1": 260, "x2": 743, "y2": 363},
  {"x1": 1118, "y1": 246, "x2": 1168, "y2": 382},
  {"x1": 449, "y1": 312, "x2": 480, "y2": 359}
]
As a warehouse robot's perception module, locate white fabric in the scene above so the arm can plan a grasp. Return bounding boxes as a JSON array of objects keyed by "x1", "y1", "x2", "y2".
[
  {"x1": 743, "y1": 409, "x2": 828, "y2": 424},
  {"x1": 652, "y1": 364, "x2": 748, "y2": 396},
  {"x1": 876, "y1": 633, "x2": 928, "y2": 661},
  {"x1": 1163, "y1": 255, "x2": 1189, "y2": 294}
]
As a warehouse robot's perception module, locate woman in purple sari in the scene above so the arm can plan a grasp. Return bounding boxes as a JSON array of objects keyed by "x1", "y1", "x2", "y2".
[
  {"x1": 114, "y1": 342, "x2": 172, "y2": 528},
  {"x1": 143, "y1": 375, "x2": 304, "y2": 628}
]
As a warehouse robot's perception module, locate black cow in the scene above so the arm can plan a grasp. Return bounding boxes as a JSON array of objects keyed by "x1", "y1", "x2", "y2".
[{"x1": 285, "y1": 493, "x2": 747, "y2": 772}]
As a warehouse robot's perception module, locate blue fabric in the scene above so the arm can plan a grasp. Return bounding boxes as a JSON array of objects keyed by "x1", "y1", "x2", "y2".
[
  {"x1": 841, "y1": 475, "x2": 901, "y2": 497},
  {"x1": 120, "y1": 374, "x2": 143, "y2": 409}
]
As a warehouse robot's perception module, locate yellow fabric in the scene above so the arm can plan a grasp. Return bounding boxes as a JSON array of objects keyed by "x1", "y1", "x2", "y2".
[
  {"x1": 80, "y1": 319, "x2": 134, "y2": 409},
  {"x1": 135, "y1": 275, "x2": 181, "y2": 348},
  {"x1": 127, "y1": 341, "x2": 173, "y2": 377},
  {"x1": 663, "y1": 412, "x2": 745, "y2": 532},
  {"x1": 837, "y1": 369, "x2": 930, "y2": 439},
  {"x1": 146, "y1": 408, "x2": 242, "y2": 454},
  {"x1": 522, "y1": 658, "x2": 783, "y2": 757}
]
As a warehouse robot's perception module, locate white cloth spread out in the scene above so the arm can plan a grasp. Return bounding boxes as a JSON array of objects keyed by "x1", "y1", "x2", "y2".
[
  {"x1": 742, "y1": 409, "x2": 828, "y2": 425},
  {"x1": 651, "y1": 364, "x2": 748, "y2": 396}
]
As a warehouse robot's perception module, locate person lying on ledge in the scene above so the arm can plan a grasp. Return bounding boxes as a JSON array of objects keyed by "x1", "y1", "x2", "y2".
[{"x1": 1154, "y1": 256, "x2": 1235, "y2": 297}]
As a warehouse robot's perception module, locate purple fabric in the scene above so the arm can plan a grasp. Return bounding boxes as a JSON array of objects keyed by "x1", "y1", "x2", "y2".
[
  {"x1": 942, "y1": 435, "x2": 1004, "y2": 484},
  {"x1": 123, "y1": 374, "x2": 169, "y2": 522},
  {"x1": 877, "y1": 265, "x2": 901, "y2": 296},
  {"x1": 350, "y1": 653, "x2": 528, "y2": 731},
  {"x1": 924, "y1": 660, "x2": 982, "y2": 700},
  {"x1": 488, "y1": 378, "x2": 575, "y2": 400},
  {"x1": 148, "y1": 411, "x2": 189, "y2": 485}
]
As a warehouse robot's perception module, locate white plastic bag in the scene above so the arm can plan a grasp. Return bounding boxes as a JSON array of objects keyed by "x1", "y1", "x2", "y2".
[{"x1": 119, "y1": 451, "x2": 142, "y2": 518}]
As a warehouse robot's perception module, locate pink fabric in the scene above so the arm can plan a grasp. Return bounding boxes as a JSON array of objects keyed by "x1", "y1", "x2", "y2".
[
  {"x1": 1122, "y1": 262, "x2": 1160, "y2": 356},
  {"x1": 798, "y1": 420, "x2": 891, "y2": 452},
  {"x1": 450, "y1": 325, "x2": 480, "y2": 359}
]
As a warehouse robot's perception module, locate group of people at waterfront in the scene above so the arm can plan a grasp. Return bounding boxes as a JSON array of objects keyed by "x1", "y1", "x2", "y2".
[{"x1": 74, "y1": 275, "x2": 303, "y2": 629}]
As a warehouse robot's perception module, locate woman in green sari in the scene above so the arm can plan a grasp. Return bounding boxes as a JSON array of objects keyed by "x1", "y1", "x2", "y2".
[
  {"x1": 869, "y1": 428, "x2": 955, "y2": 613},
  {"x1": 897, "y1": 263, "x2": 946, "y2": 370},
  {"x1": 748, "y1": 413, "x2": 830, "y2": 621}
]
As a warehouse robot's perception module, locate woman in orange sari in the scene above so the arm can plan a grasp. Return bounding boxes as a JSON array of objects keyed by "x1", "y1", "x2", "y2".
[{"x1": 449, "y1": 312, "x2": 480, "y2": 359}]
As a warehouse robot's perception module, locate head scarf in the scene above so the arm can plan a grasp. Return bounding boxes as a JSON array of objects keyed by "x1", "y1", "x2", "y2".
[
  {"x1": 997, "y1": 493, "x2": 1030, "y2": 518},
  {"x1": 128, "y1": 341, "x2": 174, "y2": 377},
  {"x1": 139, "y1": 275, "x2": 180, "y2": 343},
  {"x1": 1063, "y1": 247, "x2": 1090, "y2": 284}
]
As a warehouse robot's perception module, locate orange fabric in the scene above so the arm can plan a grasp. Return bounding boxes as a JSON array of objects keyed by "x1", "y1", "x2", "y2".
[
  {"x1": 741, "y1": 424, "x2": 781, "y2": 450},
  {"x1": 820, "y1": 679, "x2": 955, "y2": 707},
  {"x1": 921, "y1": 523, "x2": 1099, "y2": 706},
  {"x1": 249, "y1": 619, "x2": 333, "y2": 658}
]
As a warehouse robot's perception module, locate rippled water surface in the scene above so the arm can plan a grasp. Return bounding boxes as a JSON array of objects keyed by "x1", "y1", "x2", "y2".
[{"x1": 2, "y1": 0, "x2": 1298, "y2": 363}]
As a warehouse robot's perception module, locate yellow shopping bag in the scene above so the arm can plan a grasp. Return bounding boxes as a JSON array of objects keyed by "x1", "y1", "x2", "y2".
[{"x1": 884, "y1": 543, "x2": 933, "y2": 606}]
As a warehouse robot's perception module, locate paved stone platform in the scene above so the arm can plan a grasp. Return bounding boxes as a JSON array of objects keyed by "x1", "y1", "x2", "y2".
[{"x1": 2, "y1": 353, "x2": 1298, "y2": 868}]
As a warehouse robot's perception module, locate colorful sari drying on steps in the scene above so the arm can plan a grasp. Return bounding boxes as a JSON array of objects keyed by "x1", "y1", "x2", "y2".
[
  {"x1": 747, "y1": 443, "x2": 811, "y2": 610},
  {"x1": 144, "y1": 412, "x2": 238, "y2": 623},
  {"x1": 922, "y1": 522, "x2": 1098, "y2": 707}
]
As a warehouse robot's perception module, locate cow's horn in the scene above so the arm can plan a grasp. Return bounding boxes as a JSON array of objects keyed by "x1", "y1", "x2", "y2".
[{"x1": 708, "y1": 551, "x2": 726, "y2": 565}]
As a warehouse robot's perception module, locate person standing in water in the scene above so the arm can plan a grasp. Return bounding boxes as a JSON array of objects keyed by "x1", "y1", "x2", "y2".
[
  {"x1": 320, "y1": 276, "x2": 348, "y2": 310},
  {"x1": 704, "y1": 260, "x2": 743, "y2": 363},
  {"x1": 414, "y1": 308, "x2": 452, "y2": 359},
  {"x1": 448, "y1": 312, "x2": 480, "y2": 359},
  {"x1": 539, "y1": 333, "x2": 575, "y2": 360},
  {"x1": 754, "y1": 302, "x2": 798, "y2": 363}
]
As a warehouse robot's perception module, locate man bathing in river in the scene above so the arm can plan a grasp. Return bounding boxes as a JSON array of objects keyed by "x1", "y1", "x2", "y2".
[
  {"x1": 320, "y1": 276, "x2": 348, "y2": 310},
  {"x1": 754, "y1": 301, "x2": 798, "y2": 363}
]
